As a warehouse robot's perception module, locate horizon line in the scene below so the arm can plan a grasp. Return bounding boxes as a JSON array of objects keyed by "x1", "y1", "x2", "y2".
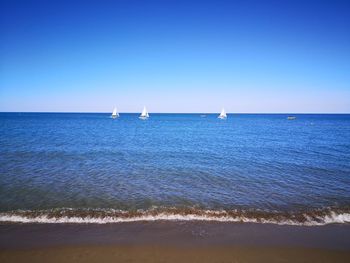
[{"x1": 1, "y1": 111, "x2": 350, "y2": 115}]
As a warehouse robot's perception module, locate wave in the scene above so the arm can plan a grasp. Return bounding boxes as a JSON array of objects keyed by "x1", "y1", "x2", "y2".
[{"x1": 0, "y1": 207, "x2": 349, "y2": 226}]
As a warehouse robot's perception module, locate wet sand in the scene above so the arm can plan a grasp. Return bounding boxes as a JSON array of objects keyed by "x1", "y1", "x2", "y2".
[
  {"x1": 1, "y1": 245, "x2": 350, "y2": 263},
  {"x1": 1, "y1": 222, "x2": 350, "y2": 262}
]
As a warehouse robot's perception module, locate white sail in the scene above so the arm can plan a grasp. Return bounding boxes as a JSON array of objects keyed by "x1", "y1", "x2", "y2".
[
  {"x1": 111, "y1": 107, "x2": 119, "y2": 118},
  {"x1": 139, "y1": 106, "x2": 149, "y2": 119},
  {"x1": 218, "y1": 108, "x2": 227, "y2": 119}
]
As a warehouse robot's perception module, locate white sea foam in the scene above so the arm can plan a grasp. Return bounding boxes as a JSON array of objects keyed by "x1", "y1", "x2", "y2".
[{"x1": 0, "y1": 210, "x2": 349, "y2": 226}]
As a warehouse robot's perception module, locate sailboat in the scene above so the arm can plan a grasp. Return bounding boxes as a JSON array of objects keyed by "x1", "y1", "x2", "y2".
[
  {"x1": 139, "y1": 106, "x2": 149, "y2": 120},
  {"x1": 218, "y1": 108, "x2": 227, "y2": 119},
  {"x1": 111, "y1": 107, "x2": 119, "y2": 119}
]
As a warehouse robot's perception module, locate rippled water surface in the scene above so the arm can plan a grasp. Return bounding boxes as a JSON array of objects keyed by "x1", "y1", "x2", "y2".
[{"x1": 0, "y1": 113, "x2": 350, "y2": 224}]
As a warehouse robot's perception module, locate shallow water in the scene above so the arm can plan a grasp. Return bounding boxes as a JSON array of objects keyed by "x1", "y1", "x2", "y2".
[{"x1": 0, "y1": 113, "x2": 350, "y2": 225}]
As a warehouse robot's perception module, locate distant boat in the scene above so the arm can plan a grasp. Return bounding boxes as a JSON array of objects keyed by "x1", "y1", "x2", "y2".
[
  {"x1": 218, "y1": 108, "x2": 227, "y2": 119},
  {"x1": 139, "y1": 106, "x2": 149, "y2": 120},
  {"x1": 111, "y1": 107, "x2": 119, "y2": 119},
  {"x1": 287, "y1": 116, "x2": 296, "y2": 120}
]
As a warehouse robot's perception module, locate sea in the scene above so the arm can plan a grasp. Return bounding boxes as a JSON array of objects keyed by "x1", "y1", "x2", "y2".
[{"x1": 0, "y1": 113, "x2": 349, "y2": 225}]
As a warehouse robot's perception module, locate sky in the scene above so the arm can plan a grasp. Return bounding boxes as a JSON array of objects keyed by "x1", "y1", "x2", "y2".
[{"x1": 0, "y1": 0, "x2": 349, "y2": 113}]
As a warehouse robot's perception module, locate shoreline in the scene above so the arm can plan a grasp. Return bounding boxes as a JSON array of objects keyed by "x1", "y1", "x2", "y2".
[
  {"x1": 1, "y1": 221, "x2": 350, "y2": 262},
  {"x1": 1, "y1": 207, "x2": 349, "y2": 226}
]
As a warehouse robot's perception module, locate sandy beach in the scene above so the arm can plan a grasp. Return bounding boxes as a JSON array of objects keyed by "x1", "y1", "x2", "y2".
[
  {"x1": 2, "y1": 245, "x2": 350, "y2": 263},
  {"x1": 1, "y1": 222, "x2": 349, "y2": 262}
]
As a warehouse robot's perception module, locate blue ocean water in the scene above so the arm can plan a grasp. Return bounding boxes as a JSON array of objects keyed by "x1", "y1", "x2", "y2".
[{"x1": 0, "y1": 113, "x2": 350, "y2": 224}]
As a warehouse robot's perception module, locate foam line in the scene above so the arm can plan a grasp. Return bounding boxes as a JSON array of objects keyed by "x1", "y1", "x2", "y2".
[{"x1": 0, "y1": 209, "x2": 349, "y2": 226}]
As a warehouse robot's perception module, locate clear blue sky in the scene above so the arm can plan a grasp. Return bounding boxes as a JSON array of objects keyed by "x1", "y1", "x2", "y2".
[{"x1": 1, "y1": 0, "x2": 349, "y2": 113}]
